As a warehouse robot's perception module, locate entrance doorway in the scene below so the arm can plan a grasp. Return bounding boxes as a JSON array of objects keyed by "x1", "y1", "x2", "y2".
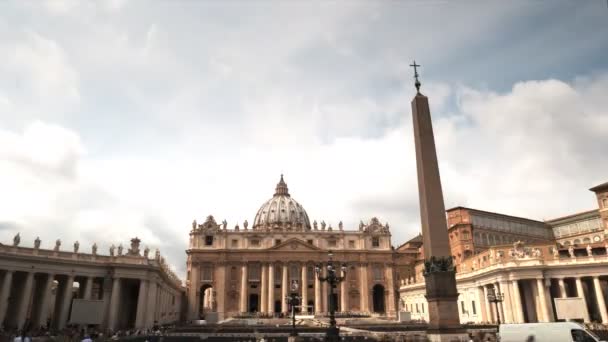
[
  {"x1": 372, "y1": 284, "x2": 385, "y2": 313},
  {"x1": 199, "y1": 284, "x2": 213, "y2": 318},
  {"x1": 249, "y1": 294, "x2": 259, "y2": 313},
  {"x1": 274, "y1": 300, "x2": 282, "y2": 314}
]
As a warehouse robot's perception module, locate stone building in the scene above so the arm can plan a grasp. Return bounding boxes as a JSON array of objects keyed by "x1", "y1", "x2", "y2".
[
  {"x1": 186, "y1": 175, "x2": 414, "y2": 320},
  {"x1": 400, "y1": 181, "x2": 608, "y2": 324},
  {"x1": 0, "y1": 237, "x2": 183, "y2": 331}
]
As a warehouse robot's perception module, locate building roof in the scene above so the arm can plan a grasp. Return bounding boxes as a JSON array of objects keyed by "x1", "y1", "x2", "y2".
[
  {"x1": 590, "y1": 181, "x2": 608, "y2": 192},
  {"x1": 545, "y1": 209, "x2": 600, "y2": 226},
  {"x1": 446, "y1": 206, "x2": 546, "y2": 226}
]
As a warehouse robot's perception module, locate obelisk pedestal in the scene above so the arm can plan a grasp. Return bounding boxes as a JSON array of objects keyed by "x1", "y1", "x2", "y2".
[{"x1": 411, "y1": 89, "x2": 467, "y2": 341}]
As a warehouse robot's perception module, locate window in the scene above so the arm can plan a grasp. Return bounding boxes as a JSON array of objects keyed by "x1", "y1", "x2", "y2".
[
  {"x1": 462, "y1": 231, "x2": 470, "y2": 240},
  {"x1": 571, "y1": 329, "x2": 596, "y2": 342},
  {"x1": 373, "y1": 265, "x2": 384, "y2": 281},
  {"x1": 205, "y1": 236, "x2": 213, "y2": 246},
  {"x1": 231, "y1": 239, "x2": 238, "y2": 248},
  {"x1": 275, "y1": 239, "x2": 282, "y2": 246},
  {"x1": 249, "y1": 264, "x2": 260, "y2": 281},
  {"x1": 348, "y1": 240, "x2": 355, "y2": 248},
  {"x1": 471, "y1": 301, "x2": 476, "y2": 315},
  {"x1": 307, "y1": 239, "x2": 313, "y2": 245},
  {"x1": 202, "y1": 266, "x2": 213, "y2": 281},
  {"x1": 461, "y1": 301, "x2": 466, "y2": 314},
  {"x1": 372, "y1": 237, "x2": 380, "y2": 247},
  {"x1": 603, "y1": 198, "x2": 608, "y2": 208},
  {"x1": 251, "y1": 239, "x2": 260, "y2": 247},
  {"x1": 328, "y1": 240, "x2": 337, "y2": 247}
]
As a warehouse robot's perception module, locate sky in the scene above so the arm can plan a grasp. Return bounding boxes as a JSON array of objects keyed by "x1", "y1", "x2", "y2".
[{"x1": 1, "y1": 0, "x2": 607, "y2": 279}]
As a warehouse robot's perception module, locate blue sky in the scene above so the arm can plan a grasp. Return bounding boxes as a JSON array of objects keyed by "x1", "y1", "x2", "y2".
[{"x1": 0, "y1": 0, "x2": 607, "y2": 278}]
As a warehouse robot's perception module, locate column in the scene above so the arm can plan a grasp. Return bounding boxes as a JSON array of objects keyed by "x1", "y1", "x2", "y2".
[
  {"x1": 498, "y1": 282, "x2": 513, "y2": 323},
  {"x1": 260, "y1": 264, "x2": 268, "y2": 313},
  {"x1": 58, "y1": 275, "x2": 75, "y2": 329},
  {"x1": 535, "y1": 279, "x2": 548, "y2": 322},
  {"x1": 477, "y1": 286, "x2": 488, "y2": 323},
  {"x1": 314, "y1": 267, "x2": 321, "y2": 315},
  {"x1": 575, "y1": 277, "x2": 591, "y2": 322},
  {"x1": 0, "y1": 271, "x2": 14, "y2": 326},
  {"x1": 16, "y1": 272, "x2": 35, "y2": 330},
  {"x1": 240, "y1": 263, "x2": 248, "y2": 313},
  {"x1": 511, "y1": 280, "x2": 523, "y2": 323},
  {"x1": 216, "y1": 264, "x2": 226, "y2": 318},
  {"x1": 593, "y1": 277, "x2": 608, "y2": 323},
  {"x1": 146, "y1": 281, "x2": 158, "y2": 327},
  {"x1": 268, "y1": 263, "x2": 275, "y2": 315},
  {"x1": 301, "y1": 264, "x2": 308, "y2": 314},
  {"x1": 359, "y1": 264, "x2": 369, "y2": 312},
  {"x1": 321, "y1": 267, "x2": 328, "y2": 312},
  {"x1": 36, "y1": 273, "x2": 55, "y2": 328},
  {"x1": 135, "y1": 279, "x2": 148, "y2": 328},
  {"x1": 188, "y1": 263, "x2": 199, "y2": 320},
  {"x1": 340, "y1": 274, "x2": 348, "y2": 313},
  {"x1": 108, "y1": 277, "x2": 121, "y2": 330},
  {"x1": 558, "y1": 278, "x2": 567, "y2": 298},
  {"x1": 281, "y1": 264, "x2": 288, "y2": 314},
  {"x1": 482, "y1": 286, "x2": 494, "y2": 323},
  {"x1": 84, "y1": 276, "x2": 94, "y2": 300},
  {"x1": 385, "y1": 265, "x2": 395, "y2": 316}
]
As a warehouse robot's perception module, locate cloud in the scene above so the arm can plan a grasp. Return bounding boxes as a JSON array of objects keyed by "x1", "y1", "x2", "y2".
[{"x1": 0, "y1": 1, "x2": 606, "y2": 280}]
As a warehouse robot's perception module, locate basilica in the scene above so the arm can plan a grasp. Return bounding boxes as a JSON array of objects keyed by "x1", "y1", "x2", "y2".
[{"x1": 185, "y1": 175, "x2": 415, "y2": 320}]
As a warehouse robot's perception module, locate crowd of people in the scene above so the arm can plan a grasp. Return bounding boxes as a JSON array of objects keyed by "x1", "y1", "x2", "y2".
[{"x1": 0, "y1": 321, "x2": 170, "y2": 342}]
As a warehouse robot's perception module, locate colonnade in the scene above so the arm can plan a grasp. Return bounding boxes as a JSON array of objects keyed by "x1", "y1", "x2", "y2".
[
  {"x1": 0, "y1": 269, "x2": 181, "y2": 331},
  {"x1": 189, "y1": 261, "x2": 396, "y2": 319},
  {"x1": 478, "y1": 276, "x2": 608, "y2": 324}
]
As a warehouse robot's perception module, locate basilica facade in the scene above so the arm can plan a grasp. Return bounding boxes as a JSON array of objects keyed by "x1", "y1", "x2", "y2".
[{"x1": 185, "y1": 175, "x2": 413, "y2": 320}]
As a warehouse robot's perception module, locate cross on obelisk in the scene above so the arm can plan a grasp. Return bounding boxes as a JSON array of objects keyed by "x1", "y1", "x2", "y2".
[
  {"x1": 409, "y1": 61, "x2": 464, "y2": 340},
  {"x1": 409, "y1": 60, "x2": 421, "y2": 94}
]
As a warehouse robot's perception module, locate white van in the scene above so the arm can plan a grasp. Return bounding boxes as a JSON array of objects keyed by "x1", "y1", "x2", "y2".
[{"x1": 499, "y1": 322, "x2": 605, "y2": 342}]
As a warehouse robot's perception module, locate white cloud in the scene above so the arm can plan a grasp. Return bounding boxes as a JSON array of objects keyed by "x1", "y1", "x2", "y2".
[{"x1": 0, "y1": 1, "x2": 606, "y2": 279}]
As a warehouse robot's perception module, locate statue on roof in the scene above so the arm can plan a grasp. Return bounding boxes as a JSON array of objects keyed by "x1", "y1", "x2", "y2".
[
  {"x1": 117, "y1": 244, "x2": 123, "y2": 256},
  {"x1": 13, "y1": 233, "x2": 20, "y2": 247},
  {"x1": 321, "y1": 221, "x2": 326, "y2": 230},
  {"x1": 313, "y1": 220, "x2": 318, "y2": 230},
  {"x1": 110, "y1": 244, "x2": 115, "y2": 256},
  {"x1": 243, "y1": 220, "x2": 248, "y2": 230},
  {"x1": 54, "y1": 239, "x2": 61, "y2": 251},
  {"x1": 92, "y1": 243, "x2": 98, "y2": 255},
  {"x1": 144, "y1": 246, "x2": 150, "y2": 258},
  {"x1": 34, "y1": 237, "x2": 41, "y2": 249},
  {"x1": 74, "y1": 241, "x2": 80, "y2": 253},
  {"x1": 568, "y1": 245, "x2": 575, "y2": 258},
  {"x1": 587, "y1": 244, "x2": 593, "y2": 257},
  {"x1": 338, "y1": 221, "x2": 343, "y2": 231},
  {"x1": 222, "y1": 220, "x2": 228, "y2": 230},
  {"x1": 359, "y1": 220, "x2": 365, "y2": 231},
  {"x1": 192, "y1": 220, "x2": 197, "y2": 230}
]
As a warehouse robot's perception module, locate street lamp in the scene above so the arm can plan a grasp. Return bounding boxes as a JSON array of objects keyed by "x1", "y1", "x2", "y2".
[
  {"x1": 315, "y1": 250, "x2": 347, "y2": 342},
  {"x1": 486, "y1": 286, "x2": 504, "y2": 325},
  {"x1": 285, "y1": 280, "x2": 300, "y2": 337}
]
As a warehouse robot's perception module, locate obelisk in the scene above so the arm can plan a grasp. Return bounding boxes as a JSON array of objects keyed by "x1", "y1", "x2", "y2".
[{"x1": 410, "y1": 61, "x2": 463, "y2": 341}]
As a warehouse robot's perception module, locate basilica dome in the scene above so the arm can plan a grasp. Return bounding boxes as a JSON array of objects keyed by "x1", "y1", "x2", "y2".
[{"x1": 253, "y1": 175, "x2": 311, "y2": 231}]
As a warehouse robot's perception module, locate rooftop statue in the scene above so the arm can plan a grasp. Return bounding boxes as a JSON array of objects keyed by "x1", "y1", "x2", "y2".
[
  {"x1": 34, "y1": 237, "x2": 41, "y2": 249},
  {"x1": 92, "y1": 243, "x2": 98, "y2": 255},
  {"x1": 74, "y1": 241, "x2": 80, "y2": 253},
  {"x1": 54, "y1": 239, "x2": 61, "y2": 251},
  {"x1": 243, "y1": 220, "x2": 248, "y2": 230},
  {"x1": 338, "y1": 221, "x2": 343, "y2": 231},
  {"x1": 13, "y1": 233, "x2": 20, "y2": 247},
  {"x1": 110, "y1": 244, "x2": 116, "y2": 256},
  {"x1": 117, "y1": 244, "x2": 124, "y2": 256}
]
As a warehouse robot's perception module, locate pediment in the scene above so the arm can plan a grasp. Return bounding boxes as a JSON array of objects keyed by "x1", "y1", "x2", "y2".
[{"x1": 267, "y1": 238, "x2": 322, "y2": 251}]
